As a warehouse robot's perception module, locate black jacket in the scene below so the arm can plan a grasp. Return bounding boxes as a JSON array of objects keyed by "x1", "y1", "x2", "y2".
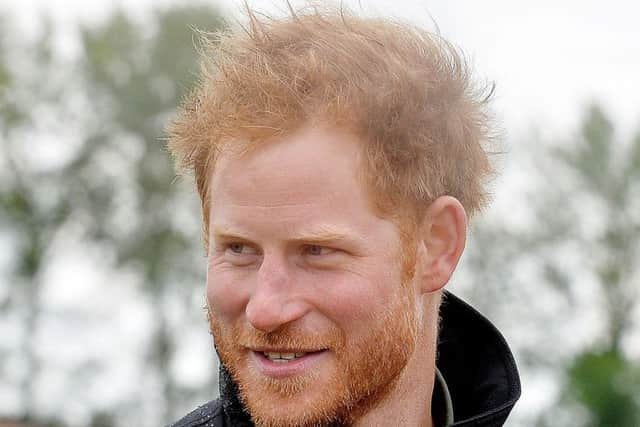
[{"x1": 169, "y1": 292, "x2": 521, "y2": 427}]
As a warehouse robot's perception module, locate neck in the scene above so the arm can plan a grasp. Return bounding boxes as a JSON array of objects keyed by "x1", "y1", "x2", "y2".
[{"x1": 352, "y1": 308, "x2": 438, "y2": 427}]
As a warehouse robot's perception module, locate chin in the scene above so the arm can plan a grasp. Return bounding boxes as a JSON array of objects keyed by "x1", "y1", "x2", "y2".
[{"x1": 239, "y1": 377, "x2": 349, "y2": 427}]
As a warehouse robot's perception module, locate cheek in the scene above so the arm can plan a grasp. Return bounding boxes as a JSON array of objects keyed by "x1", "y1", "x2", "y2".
[
  {"x1": 206, "y1": 266, "x2": 252, "y2": 320},
  {"x1": 316, "y1": 267, "x2": 398, "y2": 325}
]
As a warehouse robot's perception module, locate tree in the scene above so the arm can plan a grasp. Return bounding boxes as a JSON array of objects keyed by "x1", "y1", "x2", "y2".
[
  {"x1": 0, "y1": 14, "x2": 74, "y2": 424},
  {"x1": 0, "y1": 5, "x2": 226, "y2": 425},
  {"x1": 459, "y1": 105, "x2": 640, "y2": 426},
  {"x1": 539, "y1": 106, "x2": 640, "y2": 426},
  {"x1": 77, "y1": 6, "x2": 226, "y2": 423}
]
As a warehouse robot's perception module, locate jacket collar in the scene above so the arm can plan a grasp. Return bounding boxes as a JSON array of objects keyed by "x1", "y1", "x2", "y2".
[
  {"x1": 218, "y1": 291, "x2": 521, "y2": 426},
  {"x1": 437, "y1": 291, "x2": 521, "y2": 426}
]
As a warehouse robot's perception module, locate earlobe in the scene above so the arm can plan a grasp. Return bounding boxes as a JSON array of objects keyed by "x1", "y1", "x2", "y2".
[{"x1": 417, "y1": 196, "x2": 467, "y2": 294}]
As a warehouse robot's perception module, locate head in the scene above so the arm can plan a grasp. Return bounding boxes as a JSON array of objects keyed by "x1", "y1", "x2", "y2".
[{"x1": 168, "y1": 4, "x2": 496, "y2": 427}]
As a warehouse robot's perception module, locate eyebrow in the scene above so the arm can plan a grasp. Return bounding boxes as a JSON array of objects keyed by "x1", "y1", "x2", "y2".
[
  {"x1": 290, "y1": 228, "x2": 357, "y2": 244},
  {"x1": 212, "y1": 224, "x2": 361, "y2": 245}
]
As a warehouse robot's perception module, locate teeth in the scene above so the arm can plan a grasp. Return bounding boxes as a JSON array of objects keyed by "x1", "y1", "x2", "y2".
[{"x1": 263, "y1": 351, "x2": 307, "y2": 362}]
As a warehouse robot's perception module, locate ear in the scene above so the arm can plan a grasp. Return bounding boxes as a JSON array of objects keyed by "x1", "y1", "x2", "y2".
[{"x1": 416, "y1": 196, "x2": 467, "y2": 294}]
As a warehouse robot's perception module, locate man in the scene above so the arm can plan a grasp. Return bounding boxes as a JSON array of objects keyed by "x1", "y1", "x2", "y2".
[{"x1": 167, "y1": 4, "x2": 520, "y2": 427}]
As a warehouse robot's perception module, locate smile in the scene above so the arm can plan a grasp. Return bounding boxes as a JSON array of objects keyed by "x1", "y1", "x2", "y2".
[
  {"x1": 263, "y1": 352, "x2": 308, "y2": 362},
  {"x1": 252, "y1": 349, "x2": 328, "y2": 377}
]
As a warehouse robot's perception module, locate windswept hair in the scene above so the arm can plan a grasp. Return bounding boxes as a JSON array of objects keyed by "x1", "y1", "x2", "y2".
[{"x1": 168, "y1": 3, "x2": 498, "y2": 247}]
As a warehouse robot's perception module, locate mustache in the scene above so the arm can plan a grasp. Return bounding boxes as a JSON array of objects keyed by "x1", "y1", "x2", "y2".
[
  {"x1": 206, "y1": 305, "x2": 345, "y2": 351},
  {"x1": 239, "y1": 324, "x2": 344, "y2": 351},
  {"x1": 215, "y1": 321, "x2": 345, "y2": 352}
]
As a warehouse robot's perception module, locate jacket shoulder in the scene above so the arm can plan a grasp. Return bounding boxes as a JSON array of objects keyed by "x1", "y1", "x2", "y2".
[{"x1": 167, "y1": 399, "x2": 225, "y2": 427}]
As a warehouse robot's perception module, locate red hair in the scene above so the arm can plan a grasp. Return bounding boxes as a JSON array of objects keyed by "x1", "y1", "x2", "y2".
[{"x1": 168, "y1": 4, "x2": 498, "y2": 249}]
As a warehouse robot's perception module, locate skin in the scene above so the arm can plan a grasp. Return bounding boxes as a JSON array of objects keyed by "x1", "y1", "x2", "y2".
[{"x1": 206, "y1": 124, "x2": 467, "y2": 427}]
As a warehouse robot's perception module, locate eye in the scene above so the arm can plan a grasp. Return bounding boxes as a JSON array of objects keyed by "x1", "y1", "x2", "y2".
[
  {"x1": 226, "y1": 243, "x2": 257, "y2": 255},
  {"x1": 303, "y1": 245, "x2": 334, "y2": 256}
]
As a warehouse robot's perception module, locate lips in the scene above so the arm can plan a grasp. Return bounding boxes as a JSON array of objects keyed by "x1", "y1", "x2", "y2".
[
  {"x1": 252, "y1": 349, "x2": 328, "y2": 377},
  {"x1": 263, "y1": 351, "x2": 308, "y2": 362}
]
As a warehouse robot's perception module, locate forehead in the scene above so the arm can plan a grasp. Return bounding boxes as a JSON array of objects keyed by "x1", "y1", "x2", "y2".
[
  {"x1": 207, "y1": 125, "x2": 394, "y2": 238},
  {"x1": 211, "y1": 125, "x2": 365, "y2": 207}
]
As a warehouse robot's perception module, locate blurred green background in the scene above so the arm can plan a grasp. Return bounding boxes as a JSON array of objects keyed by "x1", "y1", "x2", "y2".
[{"x1": 0, "y1": 1, "x2": 638, "y2": 426}]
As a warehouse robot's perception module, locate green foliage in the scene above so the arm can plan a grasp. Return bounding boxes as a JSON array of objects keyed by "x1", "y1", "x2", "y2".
[
  {"x1": 78, "y1": 6, "x2": 225, "y2": 287},
  {"x1": 568, "y1": 350, "x2": 640, "y2": 427},
  {"x1": 76, "y1": 6, "x2": 226, "y2": 423},
  {"x1": 463, "y1": 103, "x2": 639, "y2": 427},
  {"x1": 523, "y1": 105, "x2": 639, "y2": 426},
  {"x1": 556, "y1": 107, "x2": 638, "y2": 426},
  {"x1": 0, "y1": 5, "x2": 226, "y2": 425}
]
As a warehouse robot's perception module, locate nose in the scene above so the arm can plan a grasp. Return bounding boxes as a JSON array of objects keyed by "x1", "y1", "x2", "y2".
[{"x1": 245, "y1": 254, "x2": 310, "y2": 333}]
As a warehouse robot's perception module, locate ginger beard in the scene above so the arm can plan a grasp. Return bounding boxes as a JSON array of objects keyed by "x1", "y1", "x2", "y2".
[{"x1": 208, "y1": 278, "x2": 419, "y2": 427}]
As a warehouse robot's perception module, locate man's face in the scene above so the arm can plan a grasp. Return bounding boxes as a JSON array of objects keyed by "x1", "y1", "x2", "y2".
[{"x1": 206, "y1": 125, "x2": 420, "y2": 427}]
